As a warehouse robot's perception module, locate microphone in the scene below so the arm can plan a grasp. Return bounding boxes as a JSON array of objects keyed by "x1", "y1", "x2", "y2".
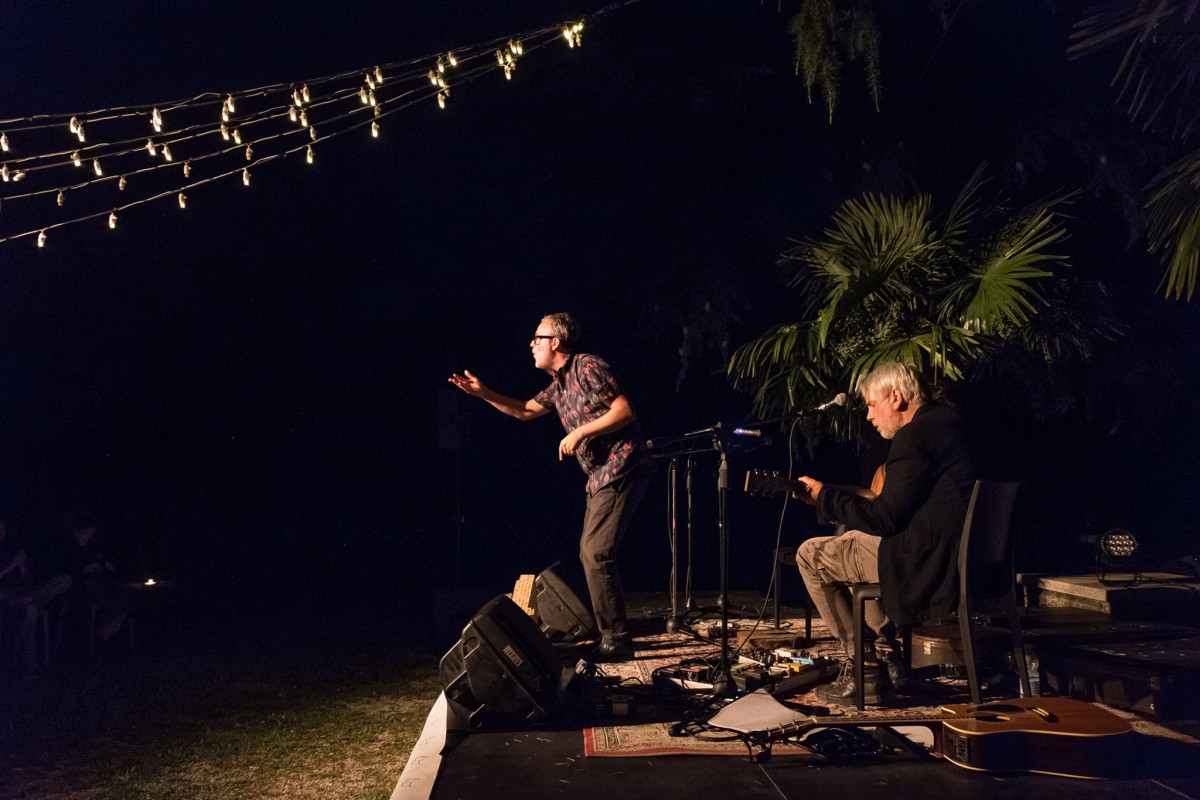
[
  {"x1": 683, "y1": 423, "x2": 721, "y2": 437},
  {"x1": 807, "y1": 392, "x2": 849, "y2": 414},
  {"x1": 731, "y1": 427, "x2": 767, "y2": 438}
]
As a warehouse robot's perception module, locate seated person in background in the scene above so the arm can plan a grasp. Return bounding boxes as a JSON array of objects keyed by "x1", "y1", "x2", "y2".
[
  {"x1": 57, "y1": 514, "x2": 132, "y2": 645},
  {"x1": 0, "y1": 515, "x2": 72, "y2": 676},
  {"x1": 791, "y1": 362, "x2": 976, "y2": 706}
]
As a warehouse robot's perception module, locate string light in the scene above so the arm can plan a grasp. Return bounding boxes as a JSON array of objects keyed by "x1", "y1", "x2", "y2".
[
  {"x1": 1, "y1": 164, "x2": 7, "y2": 182},
  {"x1": 0, "y1": 18, "x2": 588, "y2": 249},
  {"x1": 37, "y1": 230, "x2": 46, "y2": 248},
  {"x1": 108, "y1": 210, "x2": 117, "y2": 229},
  {"x1": 178, "y1": 192, "x2": 187, "y2": 209}
]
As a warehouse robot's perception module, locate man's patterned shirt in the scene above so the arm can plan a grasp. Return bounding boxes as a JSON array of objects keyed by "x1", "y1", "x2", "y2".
[{"x1": 534, "y1": 353, "x2": 648, "y2": 495}]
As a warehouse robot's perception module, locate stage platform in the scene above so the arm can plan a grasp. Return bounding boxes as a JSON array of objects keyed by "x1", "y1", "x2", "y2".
[{"x1": 394, "y1": 592, "x2": 1200, "y2": 800}]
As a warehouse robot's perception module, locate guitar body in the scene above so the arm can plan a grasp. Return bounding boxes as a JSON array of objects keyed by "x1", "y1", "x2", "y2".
[{"x1": 939, "y1": 697, "x2": 1135, "y2": 779}]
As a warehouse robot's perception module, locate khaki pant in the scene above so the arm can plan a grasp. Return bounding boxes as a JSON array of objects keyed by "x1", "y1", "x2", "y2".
[{"x1": 795, "y1": 530, "x2": 898, "y2": 660}]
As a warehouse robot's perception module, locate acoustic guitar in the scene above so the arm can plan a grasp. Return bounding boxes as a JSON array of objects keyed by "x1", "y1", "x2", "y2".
[
  {"x1": 938, "y1": 696, "x2": 1135, "y2": 779},
  {"x1": 744, "y1": 464, "x2": 886, "y2": 500}
]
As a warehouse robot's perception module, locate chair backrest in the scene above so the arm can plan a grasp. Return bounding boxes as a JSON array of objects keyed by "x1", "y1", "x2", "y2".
[{"x1": 958, "y1": 480, "x2": 1022, "y2": 603}]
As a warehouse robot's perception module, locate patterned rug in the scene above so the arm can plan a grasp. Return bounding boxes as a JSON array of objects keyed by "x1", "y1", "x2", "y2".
[{"x1": 582, "y1": 615, "x2": 1198, "y2": 758}]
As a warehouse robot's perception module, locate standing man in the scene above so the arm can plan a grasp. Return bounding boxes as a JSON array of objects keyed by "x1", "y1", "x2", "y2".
[
  {"x1": 792, "y1": 362, "x2": 975, "y2": 705},
  {"x1": 449, "y1": 312, "x2": 651, "y2": 662}
]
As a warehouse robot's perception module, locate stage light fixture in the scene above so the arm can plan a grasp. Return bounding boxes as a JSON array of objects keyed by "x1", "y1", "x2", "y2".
[{"x1": 1096, "y1": 528, "x2": 1139, "y2": 585}]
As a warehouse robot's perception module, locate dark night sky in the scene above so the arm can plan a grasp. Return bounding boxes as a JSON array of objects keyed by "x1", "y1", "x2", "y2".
[{"x1": 2, "y1": 1, "x2": 1198, "y2": 610}]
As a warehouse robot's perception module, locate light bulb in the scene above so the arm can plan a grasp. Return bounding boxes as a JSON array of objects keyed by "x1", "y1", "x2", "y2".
[
  {"x1": 1, "y1": 132, "x2": 9, "y2": 152},
  {"x1": 309, "y1": 126, "x2": 316, "y2": 141},
  {"x1": 77, "y1": 122, "x2": 85, "y2": 143},
  {"x1": 221, "y1": 123, "x2": 230, "y2": 141},
  {"x1": 496, "y1": 50, "x2": 505, "y2": 65},
  {"x1": 448, "y1": 52, "x2": 457, "y2": 67},
  {"x1": 162, "y1": 144, "x2": 173, "y2": 162},
  {"x1": 515, "y1": 40, "x2": 523, "y2": 56},
  {"x1": 72, "y1": 151, "x2": 82, "y2": 167},
  {"x1": 183, "y1": 161, "x2": 191, "y2": 177},
  {"x1": 12, "y1": 169, "x2": 24, "y2": 181},
  {"x1": 369, "y1": 90, "x2": 377, "y2": 107},
  {"x1": 293, "y1": 88, "x2": 303, "y2": 107},
  {"x1": 371, "y1": 120, "x2": 379, "y2": 137},
  {"x1": 245, "y1": 145, "x2": 253, "y2": 161},
  {"x1": 299, "y1": 110, "x2": 308, "y2": 127},
  {"x1": 437, "y1": 92, "x2": 446, "y2": 109},
  {"x1": 57, "y1": 190, "x2": 65, "y2": 206},
  {"x1": 428, "y1": 70, "x2": 438, "y2": 86},
  {"x1": 302, "y1": 84, "x2": 310, "y2": 103},
  {"x1": 146, "y1": 139, "x2": 157, "y2": 156},
  {"x1": 119, "y1": 176, "x2": 127, "y2": 190},
  {"x1": 1, "y1": 164, "x2": 7, "y2": 181},
  {"x1": 108, "y1": 211, "x2": 117, "y2": 229},
  {"x1": 289, "y1": 106, "x2": 298, "y2": 123},
  {"x1": 437, "y1": 57, "x2": 446, "y2": 74},
  {"x1": 233, "y1": 129, "x2": 242, "y2": 145},
  {"x1": 374, "y1": 65, "x2": 384, "y2": 83},
  {"x1": 242, "y1": 168, "x2": 250, "y2": 186},
  {"x1": 69, "y1": 116, "x2": 79, "y2": 134},
  {"x1": 359, "y1": 87, "x2": 368, "y2": 105},
  {"x1": 37, "y1": 230, "x2": 46, "y2": 248},
  {"x1": 222, "y1": 108, "x2": 229, "y2": 123},
  {"x1": 93, "y1": 158, "x2": 103, "y2": 176},
  {"x1": 226, "y1": 94, "x2": 236, "y2": 113},
  {"x1": 151, "y1": 107, "x2": 163, "y2": 131},
  {"x1": 178, "y1": 192, "x2": 187, "y2": 209},
  {"x1": 365, "y1": 73, "x2": 375, "y2": 90},
  {"x1": 504, "y1": 65, "x2": 513, "y2": 80},
  {"x1": 306, "y1": 145, "x2": 314, "y2": 164}
]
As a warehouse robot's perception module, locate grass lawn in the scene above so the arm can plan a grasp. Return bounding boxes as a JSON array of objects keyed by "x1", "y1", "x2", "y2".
[{"x1": 0, "y1": 600, "x2": 443, "y2": 800}]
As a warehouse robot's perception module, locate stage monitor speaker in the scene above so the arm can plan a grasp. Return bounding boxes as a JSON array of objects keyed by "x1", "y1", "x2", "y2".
[
  {"x1": 439, "y1": 594, "x2": 565, "y2": 731},
  {"x1": 533, "y1": 565, "x2": 596, "y2": 643}
]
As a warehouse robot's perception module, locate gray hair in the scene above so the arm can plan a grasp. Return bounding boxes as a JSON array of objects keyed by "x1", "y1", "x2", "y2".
[
  {"x1": 541, "y1": 312, "x2": 580, "y2": 352},
  {"x1": 857, "y1": 361, "x2": 930, "y2": 405}
]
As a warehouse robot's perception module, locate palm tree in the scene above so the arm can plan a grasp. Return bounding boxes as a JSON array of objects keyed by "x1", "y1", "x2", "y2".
[{"x1": 727, "y1": 166, "x2": 1084, "y2": 424}]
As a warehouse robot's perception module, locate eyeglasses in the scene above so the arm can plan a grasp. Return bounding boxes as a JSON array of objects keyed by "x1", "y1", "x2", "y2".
[{"x1": 531, "y1": 334, "x2": 555, "y2": 344}]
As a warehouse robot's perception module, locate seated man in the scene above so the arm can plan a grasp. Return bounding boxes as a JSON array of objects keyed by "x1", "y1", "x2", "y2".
[
  {"x1": 0, "y1": 516, "x2": 71, "y2": 677},
  {"x1": 792, "y1": 362, "x2": 976, "y2": 705}
]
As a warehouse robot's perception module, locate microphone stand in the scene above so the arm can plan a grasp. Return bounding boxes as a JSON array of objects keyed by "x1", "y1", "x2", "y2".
[
  {"x1": 711, "y1": 438, "x2": 735, "y2": 698},
  {"x1": 665, "y1": 457, "x2": 680, "y2": 633}
]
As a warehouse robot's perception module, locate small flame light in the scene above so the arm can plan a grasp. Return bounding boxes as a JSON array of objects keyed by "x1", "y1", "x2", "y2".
[{"x1": 108, "y1": 210, "x2": 117, "y2": 229}]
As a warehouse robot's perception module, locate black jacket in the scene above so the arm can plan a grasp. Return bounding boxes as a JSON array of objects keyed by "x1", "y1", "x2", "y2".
[{"x1": 816, "y1": 402, "x2": 976, "y2": 625}]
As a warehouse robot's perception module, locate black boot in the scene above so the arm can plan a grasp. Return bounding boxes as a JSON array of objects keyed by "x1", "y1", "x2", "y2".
[
  {"x1": 877, "y1": 648, "x2": 910, "y2": 691},
  {"x1": 588, "y1": 638, "x2": 635, "y2": 663},
  {"x1": 814, "y1": 659, "x2": 893, "y2": 706}
]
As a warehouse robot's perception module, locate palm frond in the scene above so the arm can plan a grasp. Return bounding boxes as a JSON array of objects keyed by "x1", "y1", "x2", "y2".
[
  {"x1": 1145, "y1": 148, "x2": 1200, "y2": 299},
  {"x1": 942, "y1": 196, "x2": 1072, "y2": 331},
  {"x1": 849, "y1": 324, "x2": 981, "y2": 389},
  {"x1": 941, "y1": 162, "x2": 988, "y2": 248}
]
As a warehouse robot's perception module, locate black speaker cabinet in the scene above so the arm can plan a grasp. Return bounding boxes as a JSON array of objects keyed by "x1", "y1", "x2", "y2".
[
  {"x1": 533, "y1": 566, "x2": 596, "y2": 643},
  {"x1": 439, "y1": 594, "x2": 564, "y2": 731}
]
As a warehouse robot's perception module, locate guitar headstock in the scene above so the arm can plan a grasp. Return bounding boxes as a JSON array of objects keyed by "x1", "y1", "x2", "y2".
[{"x1": 743, "y1": 469, "x2": 796, "y2": 496}]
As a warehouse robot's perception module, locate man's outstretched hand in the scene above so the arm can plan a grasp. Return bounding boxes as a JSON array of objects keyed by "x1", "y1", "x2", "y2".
[{"x1": 448, "y1": 370, "x2": 485, "y2": 396}]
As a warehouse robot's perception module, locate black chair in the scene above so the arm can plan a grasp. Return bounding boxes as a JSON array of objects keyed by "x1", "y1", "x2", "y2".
[
  {"x1": 848, "y1": 480, "x2": 1031, "y2": 710},
  {"x1": 0, "y1": 606, "x2": 52, "y2": 668}
]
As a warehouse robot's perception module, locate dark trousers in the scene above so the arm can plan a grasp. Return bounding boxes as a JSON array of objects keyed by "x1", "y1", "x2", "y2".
[{"x1": 580, "y1": 466, "x2": 651, "y2": 643}]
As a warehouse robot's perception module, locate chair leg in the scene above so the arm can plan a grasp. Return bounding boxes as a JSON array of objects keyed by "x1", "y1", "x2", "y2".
[
  {"x1": 960, "y1": 606, "x2": 982, "y2": 705},
  {"x1": 853, "y1": 591, "x2": 867, "y2": 711},
  {"x1": 804, "y1": 594, "x2": 812, "y2": 641},
  {"x1": 1007, "y1": 594, "x2": 1031, "y2": 697}
]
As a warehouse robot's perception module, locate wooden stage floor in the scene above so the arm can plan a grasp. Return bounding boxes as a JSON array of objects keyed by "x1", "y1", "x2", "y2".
[{"x1": 406, "y1": 592, "x2": 1200, "y2": 800}]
